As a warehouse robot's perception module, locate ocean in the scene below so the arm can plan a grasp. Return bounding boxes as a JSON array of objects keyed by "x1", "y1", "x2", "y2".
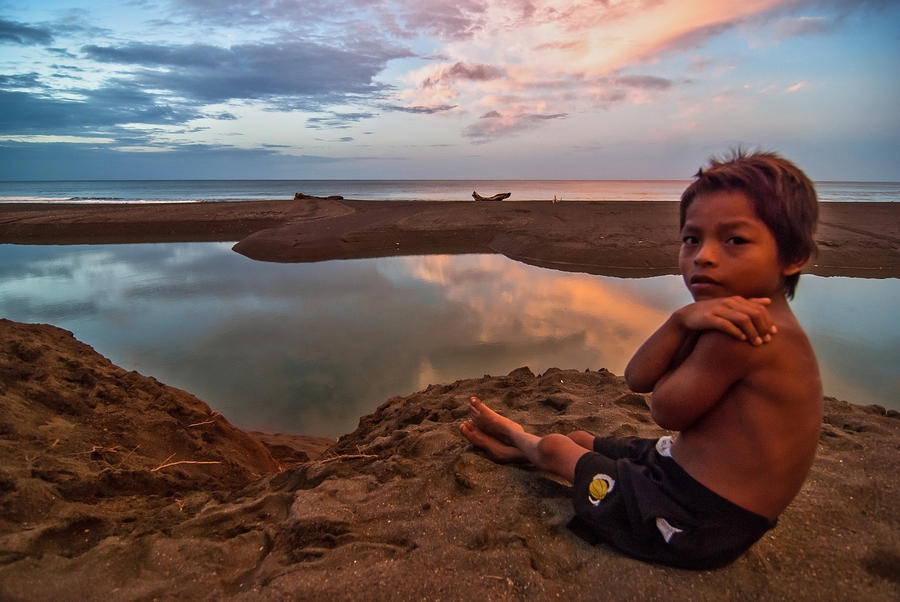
[{"x1": 1, "y1": 179, "x2": 898, "y2": 203}]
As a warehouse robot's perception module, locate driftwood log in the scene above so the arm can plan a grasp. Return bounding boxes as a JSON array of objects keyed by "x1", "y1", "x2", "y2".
[
  {"x1": 294, "y1": 192, "x2": 344, "y2": 200},
  {"x1": 472, "y1": 191, "x2": 511, "y2": 202}
]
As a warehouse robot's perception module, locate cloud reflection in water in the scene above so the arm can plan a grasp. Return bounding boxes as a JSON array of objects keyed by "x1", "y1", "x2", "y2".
[{"x1": 0, "y1": 244, "x2": 897, "y2": 437}]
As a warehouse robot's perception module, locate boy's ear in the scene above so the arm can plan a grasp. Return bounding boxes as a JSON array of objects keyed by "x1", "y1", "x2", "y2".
[{"x1": 782, "y1": 257, "x2": 808, "y2": 277}]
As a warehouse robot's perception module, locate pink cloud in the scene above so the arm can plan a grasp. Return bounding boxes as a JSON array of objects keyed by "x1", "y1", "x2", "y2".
[
  {"x1": 389, "y1": 1, "x2": 814, "y2": 139},
  {"x1": 463, "y1": 110, "x2": 568, "y2": 139}
]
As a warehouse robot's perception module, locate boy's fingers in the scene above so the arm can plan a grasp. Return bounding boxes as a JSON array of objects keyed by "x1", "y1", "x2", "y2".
[
  {"x1": 741, "y1": 309, "x2": 772, "y2": 342},
  {"x1": 718, "y1": 303, "x2": 772, "y2": 344},
  {"x1": 679, "y1": 298, "x2": 775, "y2": 343},
  {"x1": 726, "y1": 297, "x2": 775, "y2": 340},
  {"x1": 718, "y1": 321, "x2": 748, "y2": 341}
]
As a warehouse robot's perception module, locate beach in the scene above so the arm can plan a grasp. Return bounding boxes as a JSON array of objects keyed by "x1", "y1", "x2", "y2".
[
  {"x1": 1, "y1": 199, "x2": 899, "y2": 600},
  {"x1": 0, "y1": 320, "x2": 898, "y2": 601},
  {"x1": 2, "y1": 199, "x2": 899, "y2": 278}
]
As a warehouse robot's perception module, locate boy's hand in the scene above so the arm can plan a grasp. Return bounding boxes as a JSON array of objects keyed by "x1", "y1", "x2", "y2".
[{"x1": 675, "y1": 297, "x2": 775, "y2": 345}]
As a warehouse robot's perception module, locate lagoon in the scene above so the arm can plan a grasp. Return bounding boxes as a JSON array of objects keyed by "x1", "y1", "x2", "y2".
[{"x1": 1, "y1": 243, "x2": 897, "y2": 438}]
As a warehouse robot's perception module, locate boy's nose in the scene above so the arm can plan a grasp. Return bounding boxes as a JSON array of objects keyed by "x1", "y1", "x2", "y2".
[{"x1": 693, "y1": 242, "x2": 718, "y2": 265}]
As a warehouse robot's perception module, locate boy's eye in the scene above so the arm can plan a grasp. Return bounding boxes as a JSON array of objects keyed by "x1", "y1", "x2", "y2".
[
  {"x1": 727, "y1": 236, "x2": 749, "y2": 245},
  {"x1": 682, "y1": 235, "x2": 698, "y2": 244}
]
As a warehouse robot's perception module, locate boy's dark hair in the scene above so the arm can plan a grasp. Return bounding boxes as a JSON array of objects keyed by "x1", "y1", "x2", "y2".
[{"x1": 680, "y1": 149, "x2": 819, "y2": 299}]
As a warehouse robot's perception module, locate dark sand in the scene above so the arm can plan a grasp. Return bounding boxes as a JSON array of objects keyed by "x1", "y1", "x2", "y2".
[
  {"x1": 1, "y1": 320, "x2": 898, "y2": 601},
  {"x1": 2, "y1": 199, "x2": 899, "y2": 278},
  {"x1": 1, "y1": 199, "x2": 899, "y2": 600}
]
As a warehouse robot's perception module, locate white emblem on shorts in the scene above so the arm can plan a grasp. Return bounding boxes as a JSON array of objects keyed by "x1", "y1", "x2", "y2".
[
  {"x1": 655, "y1": 436, "x2": 675, "y2": 458},
  {"x1": 588, "y1": 474, "x2": 615, "y2": 506},
  {"x1": 656, "y1": 517, "x2": 684, "y2": 543}
]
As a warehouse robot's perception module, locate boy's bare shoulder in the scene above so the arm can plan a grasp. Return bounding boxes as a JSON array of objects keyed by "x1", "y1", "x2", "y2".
[
  {"x1": 710, "y1": 303, "x2": 810, "y2": 354},
  {"x1": 689, "y1": 328, "x2": 771, "y2": 372},
  {"x1": 689, "y1": 319, "x2": 817, "y2": 399},
  {"x1": 696, "y1": 314, "x2": 819, "y2": 405}
]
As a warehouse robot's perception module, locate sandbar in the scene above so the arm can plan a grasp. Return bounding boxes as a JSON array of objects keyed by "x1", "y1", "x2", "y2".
[{"x1": 2, "y1": 199, "x2": 899, "y2": 278}]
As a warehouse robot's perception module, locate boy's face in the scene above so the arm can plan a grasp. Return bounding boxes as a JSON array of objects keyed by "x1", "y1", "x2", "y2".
[{"x1": 679, "y1": 190, "x2": 796, "y2": 301}]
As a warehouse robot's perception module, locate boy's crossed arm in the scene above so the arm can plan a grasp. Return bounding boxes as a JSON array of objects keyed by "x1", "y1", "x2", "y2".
[{"x1": 624, "y1": 296, "x2": 777, "y2": 431}]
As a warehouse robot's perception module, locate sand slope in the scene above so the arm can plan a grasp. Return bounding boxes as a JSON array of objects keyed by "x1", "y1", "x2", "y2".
[{"x1": 0, "y1": 320, "x2": 899, "y2": 601}]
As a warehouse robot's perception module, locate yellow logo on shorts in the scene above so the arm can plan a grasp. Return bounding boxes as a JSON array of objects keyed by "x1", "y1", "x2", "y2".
[{"x1": 588, "y1": 474, "x2": 615, "y2": 506}]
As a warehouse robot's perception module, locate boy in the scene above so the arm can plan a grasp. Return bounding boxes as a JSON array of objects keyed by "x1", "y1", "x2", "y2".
[{"x1": 460, "y1": 150, "x2": 823, "y2": 569}]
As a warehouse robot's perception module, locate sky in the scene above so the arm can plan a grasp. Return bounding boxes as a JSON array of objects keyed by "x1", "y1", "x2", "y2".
[{"x1": 0, "y1": 0, "x2": 898, "y2": 181}]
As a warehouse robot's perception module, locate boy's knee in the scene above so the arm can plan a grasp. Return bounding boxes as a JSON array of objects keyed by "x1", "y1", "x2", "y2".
[
  {"x1": 538, "y1": 433, "x2": 573, "y2": 460},
  {"x1": 568, "y1": 430, "x2": 594, "y2": 449}
]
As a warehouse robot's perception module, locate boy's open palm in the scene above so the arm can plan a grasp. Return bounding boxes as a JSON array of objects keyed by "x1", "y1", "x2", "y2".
[{"x1": 676, "y1": 297, "x2": 775, "y2": 346}]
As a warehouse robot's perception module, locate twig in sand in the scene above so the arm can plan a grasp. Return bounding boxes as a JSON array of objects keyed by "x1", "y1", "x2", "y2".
[
  {"x1": 122, "y1": 444, "x2": 140, "y2": 463},
  {"x1": 151, "y1": 459, "x2": 223, "y2": 472},
  {"x1": 26, "y1": 439, "x2": 59, "y2": 462},
  {"x1": 318, "y1": 453, "x2": 378, "y2": 464},
  {"x1": 188, "y1": 412, "x2": 221, "y2": 427},
  {"x1": 76, "y1": 445, "x2": 122, "y2": 455}
]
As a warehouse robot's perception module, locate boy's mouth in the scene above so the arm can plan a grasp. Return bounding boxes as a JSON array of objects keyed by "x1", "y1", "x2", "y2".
[
  {"x1": 688, "y1": 275, "x2": 724, "y2": 293},
  {"x1": 690, "y1": 275, "x2": 720, "y2": 285}
]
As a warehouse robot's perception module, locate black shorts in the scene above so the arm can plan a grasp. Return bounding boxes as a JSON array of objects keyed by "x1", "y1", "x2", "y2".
[{"x1": 567, "y1": 436, "x2": 776, "y2": 570}]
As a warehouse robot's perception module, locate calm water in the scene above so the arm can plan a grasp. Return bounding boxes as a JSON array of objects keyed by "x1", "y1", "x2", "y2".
[
  {"x1": 1, "y1": 179, "x2": 898, "y2": 203},
  {"x1": 1, "y1": 244, "x2": 896, "y2": 438}
]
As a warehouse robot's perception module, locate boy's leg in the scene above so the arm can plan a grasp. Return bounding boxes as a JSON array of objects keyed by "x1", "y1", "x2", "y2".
[
  {"x1": 461, "y1": 397, "x2": 589, "y2": 484},
  {"x1": 459, "y1": 420, "x2": 527, "y2": 463},
  {"x1": 567, "y1": 430, "x2": 596, "y2": 451}
]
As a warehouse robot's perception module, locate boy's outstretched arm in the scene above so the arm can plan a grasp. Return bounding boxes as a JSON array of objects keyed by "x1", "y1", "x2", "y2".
[{"x1": 625, "y1": 296, "x2": 775, "y2": 394}]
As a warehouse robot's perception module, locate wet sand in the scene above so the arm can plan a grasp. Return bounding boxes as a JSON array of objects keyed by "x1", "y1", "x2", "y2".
[{"x1": 2, "y1": 199, "x2": 899, "y2": 278}]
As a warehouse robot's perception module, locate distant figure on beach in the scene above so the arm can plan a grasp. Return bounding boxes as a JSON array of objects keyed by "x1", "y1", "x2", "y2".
[{"x1": 461, "y1": 150, "x2": 822, "y2": 569}]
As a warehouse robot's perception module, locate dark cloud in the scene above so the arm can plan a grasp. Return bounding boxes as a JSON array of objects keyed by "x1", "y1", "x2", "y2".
[
  {"x1": 306, "y1": 112, "x2": 378, "y2": 129},
  {"x1": 173, "y1": 0, "x2": 492, "y2": 41},
  {"x1": 80, "y1": 40, "x2": 411, "y2": 106},
  {"x1": 46, "y1": 47, "x2": 78, "y2": 58},
  {"x1": 443, "y1": 62, "x2": 504, "y2": 81},
  {"x1": 210, "y1": 111, "x2": 238, "y2": 120},
  {"x1": 0, "y1": 83, "x2": 199, "y2": 135},
  {"x1": 422, "y1": 61, "x2": 505, "y2": 87},
  {"x1": 612, "y1": 75, "x2": 672, "y2": 90},
  {"x1": 0, "y1": 18, "x2": 53, "y2": 45},
  {"x1": 0, "y1": 141, "x2": 347, "y2": 179},
  {"x1": 463, "y1": 111, "x2": 568, "y2": 140},
  {"x1": 82, "y1": 41, "x2": 230, "y2": 68},
  {"x1": 172, "y1": 0, "x2": 336, "y2": 26},
  {"x1": 0, "y1": 73, "x2": 43, "y2": 89},
  {"x1": 382, "y1": 104, "x2": 456, "y2": 114},
  {"x1": 393, "y1": 0, "x2": 490, "y2": 40},
  {"x1": 0, "y1": 34, "x2": 410, "y2": 136}
]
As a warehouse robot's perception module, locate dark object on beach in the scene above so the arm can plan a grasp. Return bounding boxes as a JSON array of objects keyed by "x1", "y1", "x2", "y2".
[
  {"x1": 294, "y1": 192, "x2": 344, "y2": 200},
  {"x1": 472, "y1": 191, "x2": 511, "y2": 202}
]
